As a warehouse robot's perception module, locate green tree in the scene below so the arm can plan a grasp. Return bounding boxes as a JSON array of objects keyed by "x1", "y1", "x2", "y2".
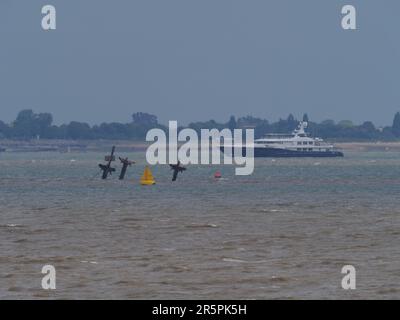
[
  {"x1": 338, "y1": 120, "x2": 354, "y2": 128},
  {"x1": 67, "y1": 122, "x2": 92, "y2": 140},
  {"x1": 321, "y1": 119, "x2": 335, "y2": 126},
  {"x1": 36, "y1": 113, "x2": 53, "y2": 138},
  {"x1": 12, "y1": 110, "x2": 53, "y2": 138},
  {"x1": 227, "y1": 116, "x2": 237, "y2": 130},
  {"x1": 13, "y1": 109, "x2": 36, "y2": 138},
  {"x1": 360, "y1": 121, "x2": 375, "y2": 132},
  {"x1": 0, "y1": 120, "x2": 9, "y2": 138},
  {"x1": 392, "y1": 112, "x2": 400, "y2": 137},
  {"x1": 132, "y1": 112, "x2": 158, "y2": 125}
]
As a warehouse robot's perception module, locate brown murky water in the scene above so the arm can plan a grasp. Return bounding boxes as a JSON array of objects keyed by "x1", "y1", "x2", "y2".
[{"x1": 1, "y1": 151, "x2": 399, "y2": 299}]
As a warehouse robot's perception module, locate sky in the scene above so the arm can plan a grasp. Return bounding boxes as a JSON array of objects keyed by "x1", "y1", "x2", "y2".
[{"x1": 1, "y1": 0, "x2": 400, "y2": 126}]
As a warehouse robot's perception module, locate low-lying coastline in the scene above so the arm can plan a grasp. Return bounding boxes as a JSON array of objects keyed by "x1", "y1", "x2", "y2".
[
  {"x1": 335, "y1": 141, "x2": 400, "y2": 152},
  {"x1": 0, "y1": 139, "x2": 147, "y2": 153},
  {"x1": 2, "y1": 139, "x2": 400, "y2": 153}
]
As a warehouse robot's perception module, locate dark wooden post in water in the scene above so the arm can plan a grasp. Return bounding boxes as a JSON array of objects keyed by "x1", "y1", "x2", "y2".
[
  {"x1": 119, "y1": 157, "x2": 135, "y2": 180},
  {"x1": 98, "y1": 146, "x2": 116, "y2": 179},
  {"x1": 169, "y1": 161, "x2": 186, "y2": 181}
]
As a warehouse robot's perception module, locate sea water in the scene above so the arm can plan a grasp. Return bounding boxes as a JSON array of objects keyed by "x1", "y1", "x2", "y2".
[{"x1": 0, "y1": 151, "x2": 399, "y2": 299}]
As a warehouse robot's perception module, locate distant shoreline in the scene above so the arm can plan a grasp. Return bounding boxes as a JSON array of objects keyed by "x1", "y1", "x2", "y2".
[
  {"x1": 0, "y1": 139, "x2": 148, "y2": 153},
  {"x1": 335, "y1": 141, "x2": 400, "y2": 152},
  {"x1": 2, "y1": 139, "x2": 400, "y2": 153}
]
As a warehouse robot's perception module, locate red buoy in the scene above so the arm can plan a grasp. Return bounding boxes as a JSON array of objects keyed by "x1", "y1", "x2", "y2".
[{"x1": 214, "y1": 171, "x2": 222, "y2": 179}]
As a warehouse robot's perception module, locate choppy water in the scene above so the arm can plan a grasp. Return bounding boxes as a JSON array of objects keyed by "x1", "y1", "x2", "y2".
[{"x1": 1, "y1": 151, "x2": 400, "y2": 299}]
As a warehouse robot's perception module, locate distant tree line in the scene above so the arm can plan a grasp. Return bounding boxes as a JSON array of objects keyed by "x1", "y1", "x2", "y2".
[
  {"x1": 188, "y1": 112, "x2": 400, "y2": 141},
  {"x1": 1, "y1": 109, "x2": 400, "y2": 141},
  {"x1": 0, "y1": 110, "x2": 167, "y2": 140}
]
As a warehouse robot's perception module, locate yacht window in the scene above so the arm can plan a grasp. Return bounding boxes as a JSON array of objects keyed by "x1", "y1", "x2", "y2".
[
  {"x1": 308, "y1": 142, "x2": 313, "y2": 145},
  {"x1": 302, "y1": 142, "x2": 307, "y2": 145},
  {"x1": 297, "y1": 142, "x2": 301, "y2": 145}
]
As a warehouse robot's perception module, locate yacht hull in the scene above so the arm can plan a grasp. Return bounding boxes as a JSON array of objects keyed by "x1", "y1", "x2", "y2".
[{"x1": 220, "y1": 146, "x2": 344, "y2": 158}]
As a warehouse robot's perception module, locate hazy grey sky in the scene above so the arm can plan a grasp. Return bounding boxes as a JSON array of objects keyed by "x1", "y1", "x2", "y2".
[{"x1": 1, "y1": 0, "x2": 400, "y2": 126}]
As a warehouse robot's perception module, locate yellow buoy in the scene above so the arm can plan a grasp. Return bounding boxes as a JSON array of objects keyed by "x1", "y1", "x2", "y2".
[{"x1": 140, "y1": 166, "x2": 156, "y2": 185}]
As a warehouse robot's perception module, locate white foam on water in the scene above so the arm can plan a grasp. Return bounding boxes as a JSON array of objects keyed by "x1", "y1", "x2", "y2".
[
  {"x1": 223, "y1": 258, "x2": 247, "y2": 263},
  {"x1": 80, "y1": 260, "x2": 98, "y2": 264}
]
